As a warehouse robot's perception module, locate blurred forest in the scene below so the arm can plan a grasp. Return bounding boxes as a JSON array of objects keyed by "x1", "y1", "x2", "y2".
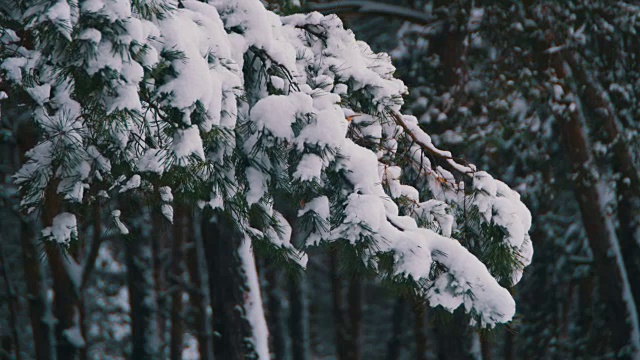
[{"x1": 1, "y1": 0, "x2": 640, "y2": 359}]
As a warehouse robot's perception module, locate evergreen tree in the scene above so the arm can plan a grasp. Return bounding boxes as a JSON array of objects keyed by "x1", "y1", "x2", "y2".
[{"x1": 1, "y1": 0, "x2": 534, "y2": 358}]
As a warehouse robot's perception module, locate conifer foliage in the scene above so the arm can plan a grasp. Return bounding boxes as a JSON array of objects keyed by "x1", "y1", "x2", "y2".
[{"x1": 1, "y1": 0, "x2": 532, "y2": 357}]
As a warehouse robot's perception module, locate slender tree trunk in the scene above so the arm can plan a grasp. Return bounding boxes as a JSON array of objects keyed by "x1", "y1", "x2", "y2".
[
  {"x1": 329, "y1": 251, "x2": 365, "y2": 360},
  {"x1": 125, "y1": 204, "x2": 160, "y2": 360},
  {"x1": 42, "y1": 182, "x2": 83, "y2": 360},
  {"x1": 504, "y1": 327, "x2": 514, "y2": 360},
  {"x1": 414, "y1": 301, "x2": 427, "y2": 360},
  {"x1": 330, "y1": 250, "x2": 349, "y2": 360},
  {"x1": 287, "y1": 215, "x2": 310, "y2": 360},
  {"x1": 186, "y1": 211, "x2": 214, "y2": 360},
  {"x1": 551, "y1": 55, "x2": 640, "y2": 356},
  {"x1": 433, "y1": 311, "x2": 469, "y2": 360},
  {"x1": 170, "y1": 203, "x2": 187, "y2": 360},
  {"x1": 480, "y1": 332, "x2": 491, "y2": 360},
  {"x1": 0, "y1": 240, "x2": 22, "y2": 360},
  {"x1": 78, "y1": 202, "x2": 103, "y2": 360},
  {"x1": 346, "y1": 277, "x2": 362, "y2": 360},
  {"x1": 266, "y1": 267, "x2": 288, "y2": 360},
  {"x1": 387, "y1": 298, "x2": 405, "y2": 360},
  {"x1": 202, "y1": 212, "x2": 265, "y2": 359},
  {"x1": 45, "y1": 246, "x2": 82, "y2": 360},
  {"x1": 576, "y1": 276, "x2": 595, "y2": 357},
  {"x1": 20, "y1": 219, "x2": 55, "y2": 360},
  {"x1": 16, "y1": 118, "x2": 55, "y2": 360},
  {"x1": 567, "y1": 53, "x2": 640, "y2": 310},
  {"x1": 151, "y1": 207, "x2": 169, "y2": 348},
  {"x1": 289, "y1": 275, "x2": 310, "y2": 360}
]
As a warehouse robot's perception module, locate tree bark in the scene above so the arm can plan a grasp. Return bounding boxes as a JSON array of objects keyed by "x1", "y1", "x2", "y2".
[
  {"x1": 346, "y1": 277, "x2": 362, "y2": 360},
  {"x1": 186, "y1": 211, "x2": 214, "y2": 360},
  {"x1": 202, "y1": 212, "x2": 260, "y2": 360},
  {"x1": 413, "y1": 302, "x2": 427, "y2": 360},
  {"x1": 287, "y1": 215, "x2": 310, "y2": 360},
  {"x1": 0, "y1": 240, "x2": 22, "y2": 360},
  {"x1": 16, "y1": 117, "x2": 55, "y2": 360},
  {"x1": 125, "y1": 204, "x2": 160, "y2": 360},
  {"x1": 433, "y1": 310, "x2": 469, "y2": 360},
  {"x1": 265, "y1": 267, "x2": 288, "y2": 360},
  {"x1": 170, "y1": 202, "x2": 188, "y2": 360},
  {"x1": 151, "y1": 207, "x2": 170, "y2": 348},
  {"x1": 552, "y1": 55, "x2": 639, "y2": 356},
  {"x1": 387, "y1": 298, "x2": 404, "y2": 360},
  {"x1": 567, "y1": 53, "x2": 640, "y2": 311},
  {"x1": 289, "y1": 275, "x2": 310, "y2": 360},
  {"x1": 330, "y1": 250, "x2": 349, "y2": 360},
  {"x1": 42, "y1": 183, "x2": 82, "y2": 360},
  {"x1": 480, "y1": 332, "x2": 492, "y2": 360},
  {"x1": 44, "y1": 244, "x2": 81, "y2": 360}
]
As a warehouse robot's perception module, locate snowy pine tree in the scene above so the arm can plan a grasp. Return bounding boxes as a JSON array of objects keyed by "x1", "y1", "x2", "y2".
[{"x1": 1, "y1": 0, "x2": 534, "y2": 358}]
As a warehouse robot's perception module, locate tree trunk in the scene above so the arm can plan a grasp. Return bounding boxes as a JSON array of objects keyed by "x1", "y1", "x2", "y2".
[
  {"x1": 552, "y1": 56, "x2": 640, "y2": 356},
  {"x1": 387, "y1": 298, "x2": 405, "y2": 360},
  {"x1": 346, "y1": 277, "x2": 362, "y2": 360},
  {"x1": 287, "y1": 215, "x2": 310, "y2": 360},
  {"x1": 480, "y1": 332, "x2": 491, "y2": 360},
  {"x1": 433, "y1": 310, "x2": 469, "y2": 360},
  {"x1": 151, "y1": 207, "x2": 170, "y2": 349},
  {"x1": 16, "y1": 118, "x2": 55, "y2": 360},
  {"x1": 170, "y1": 202, "x2": 188, "y2": 360},
  {"x1": 414, "y1": 302, "x2": 427, "y2": 360},
  {"x1": 289, "y1": 275, "x2": 310, "y2": 360},
  {"x1": 567, "y1": 53, "x2": 640, "y2": 311},
  {"x1": 266, "y1": 267, "x2": 288, "y2": 360},
  {"x1": 45, "y1": 245, "x2": 81, "y2": 360},
  {"x1": 330, "y1": 250, "x2": 349, "y2": 360},
  {"x1": 503, "y1": 325, "x2": 514, "y2": 360},
  {"x1": 125, "y1": 204, "x2": 160, "y2": 360},
  {"x1": 0, "y1": 240, "x2": 22, "y2": 360},
  {"x1": 202, "y1": 212, "x2": 264, "y2": 359},
  {"x1": 42, "y1": 184, "x2": 82, "y2": 360},
  {"x1": 186, "y1": 211, "x2": 214, "y2": 360}
]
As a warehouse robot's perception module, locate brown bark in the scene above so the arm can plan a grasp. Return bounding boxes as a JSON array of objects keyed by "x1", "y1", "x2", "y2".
[
  {"x1": 566, "y1": 53, "x2": 640, "y2": 310},
  {"x1": 551, "y1": 53, "x2": 637, "y2": 356}
]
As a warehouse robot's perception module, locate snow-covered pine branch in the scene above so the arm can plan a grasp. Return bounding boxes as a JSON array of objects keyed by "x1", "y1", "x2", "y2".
[{"x1": 2, "y1": 0, "x2": 532, "y2": 328}]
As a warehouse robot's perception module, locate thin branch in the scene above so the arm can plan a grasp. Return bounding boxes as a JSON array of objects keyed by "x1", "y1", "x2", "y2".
[{"x1": 305, "y1": 1, "x2": 442, "y2": 27}]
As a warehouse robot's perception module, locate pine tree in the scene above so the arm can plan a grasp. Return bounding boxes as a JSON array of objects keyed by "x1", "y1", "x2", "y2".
[{"x1": 1, "y1": 0, "x2": 535, "y2": 358}]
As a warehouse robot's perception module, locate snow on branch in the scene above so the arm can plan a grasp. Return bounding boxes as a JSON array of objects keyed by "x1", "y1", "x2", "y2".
[{"x1": 3, "y1": 0, "x2": 533, "y2": 329}]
